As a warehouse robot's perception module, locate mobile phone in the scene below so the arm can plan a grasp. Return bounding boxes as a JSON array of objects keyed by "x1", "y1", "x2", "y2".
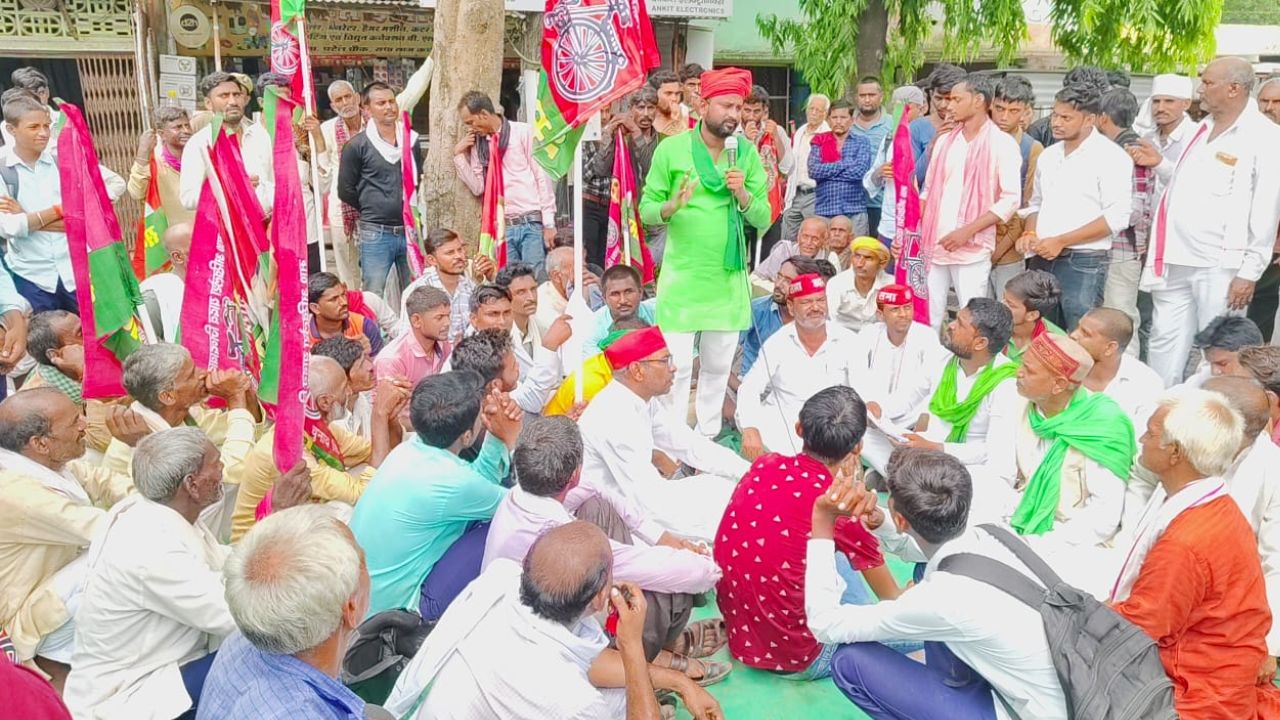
[{"x1": 604, "y1": 584, "x2": 633, "y2": 636}]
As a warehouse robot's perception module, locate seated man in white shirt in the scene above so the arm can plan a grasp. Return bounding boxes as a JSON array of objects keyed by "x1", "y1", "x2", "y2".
[
  {"x1": 863, "y1": 298, "x2": 1020, "y2": 521},
  {"x1": 807, "y1": 447, "x2": 1068, "y2": 720},
  {"x1": 856, "y1": 284, "x2": 947, "y2": 470},
  {"x1": 825, "y1": 236, "x2": 892, "y2": 333},
  {"x1": 484, "y1": 416, "x2": 728, "y2": 686},
  {"x1": 387, "y1": 522, "x2": 720, "y2": 720},
  {"x1": 751, "y1": 216, "x2": 828, "y2": 296},
  {"x1": 738, "y1": 273, "x2": 864, "y2": 459},
  {"x1": 138, "y1": 222, "x2": 192, "y2": 342},
  {"x1": 449, "y1": 327, "x2": 563, "y2": 416},
  {"x1": 64, "y1": 427, "x2": 237, "y2": 720},
  {"x1": 1008, "y1": 334, "x2": 1132, "y2": 549},
  {"x1": 579, "y1": 326, "x2": 750, "y2": 541}
]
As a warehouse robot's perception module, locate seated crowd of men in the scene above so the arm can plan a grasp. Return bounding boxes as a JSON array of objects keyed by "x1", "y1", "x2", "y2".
[{"x1": 3, "y1": 60, "x2": 1280, "y2": 720}]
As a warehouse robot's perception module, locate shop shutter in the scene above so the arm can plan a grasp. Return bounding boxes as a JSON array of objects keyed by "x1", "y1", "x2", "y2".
[{"x1": 76, "y1": 54, "x2": 145, "y2": 237}]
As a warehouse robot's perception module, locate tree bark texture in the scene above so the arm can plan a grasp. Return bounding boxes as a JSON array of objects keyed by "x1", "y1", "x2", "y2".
[
  {"x1": 424, "y1": 0, "x2": 504, "y2": 251},
  {"x1": 852, "y1": 0, "x2": 890, "y2": 93}
]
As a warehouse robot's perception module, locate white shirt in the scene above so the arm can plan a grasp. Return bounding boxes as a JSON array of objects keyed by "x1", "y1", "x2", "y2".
[
  {"x1": 482, "y1": 486, "x2": 720, "y2": 594},
  {"x1": 805, "y1": 528, "x2": 1068, "y2": 720},
  {"x1": 884, "y1": 355, "x2": 1021, "y2": 477},
  {"x1": 138, "y1": 272, "x2": 184, "y2": 343},
  {"x1": 1096, "y1": 354, "x2": 1164, "y2": 436},
  {"x1": 825, "y1": 270, "x2": 891, "y2": 333},
  {"x1": 783, "y1": 121, "x2": 830, "y2": 205},
  {"x1": 579, "y1": 381, "x2": 749, "y2": 538},
  {"x1": 386, "y1": 560, "x2": 626, "y2": 720},
  {"x1": 1143, "y1": 115, "x2": 1195, "y2": 197},
  {"x1": 1224, "y1": 432, "x2": 1280, "y2": 654},
  {"x1": 853, "y1": 321, "x2": 948, "y2": 419},
  {"x1": 1152, "y1": 107, "x2": 1280, "y2": 280},
  {"x1": 178, "y1": 122, "x2": 274, "y2": 213},
  {"x1": 930, "y1": 128, "x2": 1023, "y2": 241},
  {"x1": 736, "y1": 322, "x2": 865, "y2": 454},
  {"x1": 1025, "y1": 129, "x2": 1133, "y2": 252},
  {"x1": 64, "y1": 495, "x2": 234, "y2": 720},
  {"x1": 321, "y1": 115, "x2": 364, "y2": 232}
]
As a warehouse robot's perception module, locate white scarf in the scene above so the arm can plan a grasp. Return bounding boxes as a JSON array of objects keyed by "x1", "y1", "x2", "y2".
[
  {"x1": 1110, "y1": 476, "x2": 1228, "y2": 602},
  {"x1": 0, "y1": 448, "x2": 91, "y2": 505},
  {"x1": 365, "y1": 121, "x2": 420, "y2": 167}
]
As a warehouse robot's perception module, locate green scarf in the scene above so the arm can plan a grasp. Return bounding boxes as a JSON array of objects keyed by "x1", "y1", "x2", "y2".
[
  {"x1": 1010, "y1": 390, "x2": 1136, "y2": 536},
  {"x1": 38, "y1": 364, "x2": 83, "y2": 406},
  {"x1": 690, "y1": 123, "x2": 747, "y2": 272},
  {"x1": 928, "y1": 358, "x2": 1018, "y2": 442}
]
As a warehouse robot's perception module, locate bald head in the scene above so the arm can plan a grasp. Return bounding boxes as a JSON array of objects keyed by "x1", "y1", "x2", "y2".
[
  {"x1": 830, "y1": 215, "x2": 853, "y2": 231},
  {"x1": 0, "y1": 387, "x2": 66, "y2": 436},
  {"x1": 0, "y1": 387, "x2": 84, "y2": 467},
  {"x1": 1211, "y1": 57, "x2": 1257, "y2": 91},
  {"x1": 1201, "y1": 58, "x2": 1255, "y2": 117},
  {"x1": 163, "y1": 222, "x2": 193, "y2": 275},
  {"x1": 518, "y1": 521, "x2": 612, "y2": 625},
  {"x1": 1203, "y1": 375, "x2": 1269, "y2": 442},
  {"x1": 1085, "y1": 307, "x2": 1134, "y2": 348},
  {"x1": 309, "y1": 355, "x2": 347, "y2": 397}
]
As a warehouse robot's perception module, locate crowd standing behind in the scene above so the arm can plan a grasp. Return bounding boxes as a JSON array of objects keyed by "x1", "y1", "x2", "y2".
[{"x1": 0, "y1": 55, "x2": 1279, "y2": 720}]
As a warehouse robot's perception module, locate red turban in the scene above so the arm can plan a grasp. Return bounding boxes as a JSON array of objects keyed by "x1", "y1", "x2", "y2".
[
  {"x1": 876, "y1": 284, "x2": 914, "y2": 307},
  {"x1": 789, "y1": 273, "x2": 826, "y2": 299},
  {"x1": 700, "y1": 68, "x2": 753, "y2": 101},
  {"x1": 603, "y1": 326, "x2": 669, "y2": 370}
]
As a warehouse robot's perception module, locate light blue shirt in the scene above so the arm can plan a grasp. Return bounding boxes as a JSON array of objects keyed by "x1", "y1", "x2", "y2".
[
  {"x1": 852, "y1": 114, "x2": 893, "y2": 208},
  {"x1": 582, "y1": 298, "x2": 657, "y2": 362},
  {"x1": 0, "y1": 146, "x2": 126, "y2": 293},
  {"x1": 0, "y1": 268, "x2": 23, "y2": 316},
  {"x1": 350, "y1": 433, "x2": 510, "y2": 617}
]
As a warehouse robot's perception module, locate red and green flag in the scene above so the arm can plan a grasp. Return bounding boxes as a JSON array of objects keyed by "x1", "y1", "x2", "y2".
[
  {"x1": 890, "y1": 104, "x2": 929, "y2": 326},
  {"x1": 270, "y1": 0, "x2": 310, "y2": 100},
  {"x1": 478, "y1": 134, "x2": 507, "y2": 265},
  {"x1": 605, "y1": 131, "x2": 655, "y2": 284},
  {"x1": 532, "y1": 0, "x2": 661, "y2": 179},
  {"x1": 132, "y1": 155, "x2": 170, "y2": 279},
  {"x1": 57, "y1": 104, "x2": 146, "y2": 399},
  {"x1": 258, "y1": 90, "x2": 311, "y2": 473}
]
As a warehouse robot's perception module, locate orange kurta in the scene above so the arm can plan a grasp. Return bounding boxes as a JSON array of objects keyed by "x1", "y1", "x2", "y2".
[{"x1": 1115, "y1": 496, "x2": 1280, "y2": 720}]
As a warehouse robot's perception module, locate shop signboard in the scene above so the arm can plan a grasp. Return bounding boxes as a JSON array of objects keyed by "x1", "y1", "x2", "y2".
[
  {"x1": 647, "y1": 0, "x2": 731, "y2": 18},
  {"x1": 168, "y1": 0, "x2": 434, "y2": 58}
]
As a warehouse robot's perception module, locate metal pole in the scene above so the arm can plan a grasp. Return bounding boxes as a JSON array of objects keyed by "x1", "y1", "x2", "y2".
[
  {"x1": 296, "y1": 17, "x2": 328, "y2": 272},
  {"x1": 133, "y1": 0, "x2": 152, "y2": 130},
  {"x1": 572, "y1": 139, "x2": 585, "y2": 404}
]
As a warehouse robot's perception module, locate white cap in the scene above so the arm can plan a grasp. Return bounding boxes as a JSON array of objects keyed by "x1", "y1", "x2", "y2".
[
  {"x1": 1150, "y1": 74, "x2": 1193, "y2": 100},
  {"x1": 891, "y1": 85, "x2": 926, "y2": 106}
]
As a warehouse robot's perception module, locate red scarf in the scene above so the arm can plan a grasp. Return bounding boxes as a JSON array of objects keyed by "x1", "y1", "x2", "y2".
[
  {"x1": 303, "y1": 404, "x2": 346, "y2": 469},
  {"x1": 812, "y1": 132, "x2": 841, "y2": 163},
  {"x1": 755, "y1": 129, "x2": 784, "y2": 222}
]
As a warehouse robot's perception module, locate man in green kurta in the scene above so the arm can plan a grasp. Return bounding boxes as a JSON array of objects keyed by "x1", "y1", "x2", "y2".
[{"x1": 639, "y1": 67, "x2": 772, "y2": 437}]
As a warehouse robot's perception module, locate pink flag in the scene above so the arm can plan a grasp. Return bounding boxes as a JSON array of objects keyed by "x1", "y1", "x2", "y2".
[
  {"x1": 604, "y1": 132, "x2": 655, "y2": 284},
  {"x1": 891, "y1": 112, "x2": 930, "y2": 325},
  {"x1": 269, "y1": 96, "x2": 310, "y2": 474},
  {"x1": 401, "y1": 111, "x2": 426, "y2": 275},
  {"x1": 179, "y1": 127, "x2": 270, "y2": 376}
]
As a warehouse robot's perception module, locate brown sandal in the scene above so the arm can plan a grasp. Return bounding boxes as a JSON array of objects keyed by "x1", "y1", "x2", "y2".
[
  {"x1": 668, "y1": 653, "x2": 732, "y2": 687},
  {"x1": 672, "y1": 618, "x2": 728, "y2": 659}
]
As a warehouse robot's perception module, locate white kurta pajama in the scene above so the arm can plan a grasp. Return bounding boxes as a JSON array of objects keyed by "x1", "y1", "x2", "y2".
[
  {"x1": 825, "y1": 270, "x2": 891, "y2": 333},
  {"x1": 580, "y1": 381, "x2": 750, "y2": 541},
  {"x1": 856, "y1": 322, "x2": 950, "y2": 467},
  {"x1": 862, "y1": 354, "x2": 1021, "y2": 524},
  {"x1": 64, "y1": 495, "x2": 233, "y2": 720},
  {"x1": 735, "y1": 322, "x2": 866, "y2": 455},
  {"x1": 1009, "y1": 399, "x2": 1127, "y2": 553},
  {"x1": 1223, "y1": 432, "x2": 1280, "y2": 655}
]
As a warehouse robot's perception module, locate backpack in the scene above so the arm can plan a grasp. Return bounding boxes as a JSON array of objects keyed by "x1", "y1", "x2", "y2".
[
  {"x1": 938, "y1": 524, "x2": 1179, "y2": 720},
  {"x1": 341, "y1": 609, "x2": 435, "y2": 706},
  {"x1": 0, "y1": 162, "x2": 18, "y2": 200}
]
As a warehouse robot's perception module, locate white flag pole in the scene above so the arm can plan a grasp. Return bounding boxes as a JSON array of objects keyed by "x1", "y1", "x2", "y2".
[
  {"x1": 572, "y1": 135, "x2": 586, "y2": 404},
  {"x1": 296, "y1": 17, "x2": 328, "y2": 273}
]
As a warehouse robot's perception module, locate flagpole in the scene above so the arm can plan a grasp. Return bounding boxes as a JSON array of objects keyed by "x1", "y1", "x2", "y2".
[
  {"x1": 573, "y1": 137, "x2": 586, "y2": 404},
  {"x1": 211, "y1": 0, "x2": 223, "y2": 72},
  {"x1": 132, "y1": 0, "x2": 152, "y2": 131},
  {"x1": 296, "y1": 17, "x2": 328, "y2": 273}
]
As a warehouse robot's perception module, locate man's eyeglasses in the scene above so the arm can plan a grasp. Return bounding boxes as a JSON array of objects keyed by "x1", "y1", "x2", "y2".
[{"x1": 639, "y1": 355, "x2": 676, "y2": 368}]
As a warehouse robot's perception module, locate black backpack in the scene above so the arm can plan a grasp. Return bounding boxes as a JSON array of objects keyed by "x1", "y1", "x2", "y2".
[
  {"x1": 341, "y1": 609, "x2": 435, "y2": 706},
  {"x1": 938, "y1": 523, "x2": 1179, "y2": 720}
]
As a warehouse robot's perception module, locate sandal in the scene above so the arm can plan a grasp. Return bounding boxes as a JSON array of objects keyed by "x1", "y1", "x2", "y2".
[
  {"x1": 672, "y1": 618, "x2": 728, "y2": 659},
  {"x1": 668, "y1": 653, "x2": 732, "y2": 687}
]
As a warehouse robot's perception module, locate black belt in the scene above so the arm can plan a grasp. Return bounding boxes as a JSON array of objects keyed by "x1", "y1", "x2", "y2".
[
  {"x1": 796, "y1": 186, "x2": 815, "y2": 195},
  {"x1": 358, "y1": 221, "x2": 405, "y2": 233},
  {"x1": 505, "y1": 212, "x2": 543, "y2": 226}
]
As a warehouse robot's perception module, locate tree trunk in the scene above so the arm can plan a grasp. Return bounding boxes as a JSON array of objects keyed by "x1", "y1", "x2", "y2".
[
  {"x1": 851, "y1": 0, "x2": 890, "y2": 93},
  {"x1": 423, "y1": 0, "x2": 505, "y2": 252}
]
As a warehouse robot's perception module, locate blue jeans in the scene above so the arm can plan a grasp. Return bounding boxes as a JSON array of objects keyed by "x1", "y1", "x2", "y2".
[
  {"x1": 11, "y1": 273, "x2": 78, "y2": 314},
  {"x1": 505, "y1": 222, "x2": 547, "y2": 276},
  {"x1": 175, "y1": 651, "x2": 218, "y2": 719},
  {"x1": 1029, "y1": 250, "x2": 1108, "y2": 332},
  {"x1": 418, "y1": 522, "x2": 490, "y2": 622},
  {"x1": 831, "y1": 641, "x2": 997, "y2": 720},
  {"x1": 358, "y1": 222, "x2": 412, "y2": 299}
]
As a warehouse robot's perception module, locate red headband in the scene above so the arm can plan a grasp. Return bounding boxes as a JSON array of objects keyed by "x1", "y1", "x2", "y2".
[
  {"x1": 876, "y1": 284, "x2": 913, "y2": 307},
  {"x1": 700, "y1": 67, "x2": 752, "y2": 101},
  {"x1": 603, "y1": 326, "x2": 668, "y2": 370},
  {"x1": 789, "y1": 273, "x2": 826, "y2": 299}
]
